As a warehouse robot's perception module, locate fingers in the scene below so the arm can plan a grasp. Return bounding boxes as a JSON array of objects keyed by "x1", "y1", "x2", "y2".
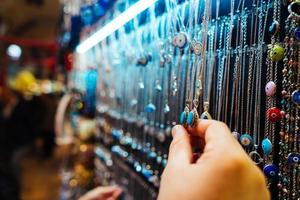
[
  {"x1": 79, "y1": 186, "x2": 122, "y2": 200},
  {"x1": 167, "y1": 125, "x2": 193, "y2": 167}
]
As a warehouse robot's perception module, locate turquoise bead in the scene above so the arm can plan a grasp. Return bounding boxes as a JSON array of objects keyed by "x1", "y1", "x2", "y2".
[
  {"x1": 239, "y1": 134, "x2": 253, "y2": 147},
  {"x1": 262, "y1": 138, "x2": 272, "y2": 155},
  {"x1": 187, "y1": 111, "x2": 194, "y2": 125},
  {"x1": 145, "y1": 103, "x2": 156, "y2": 113},
  {"x1": 180, "y1": 111, "x2": 186, "y2": 124}
]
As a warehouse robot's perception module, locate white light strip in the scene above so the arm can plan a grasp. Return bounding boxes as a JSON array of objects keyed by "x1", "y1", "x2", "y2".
[{"x1": 76, "y1": 0, "x2": 158, "y2": 54}]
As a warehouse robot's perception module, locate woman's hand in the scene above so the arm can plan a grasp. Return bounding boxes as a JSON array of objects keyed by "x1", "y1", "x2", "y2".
[{"x1": 158, "y1": 120, "x2": 270, "y2": 200}]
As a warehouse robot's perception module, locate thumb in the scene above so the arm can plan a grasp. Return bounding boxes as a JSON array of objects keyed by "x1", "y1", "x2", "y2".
[{"x1": 167, "y1": 125, "x2": 193, "y2": 167}]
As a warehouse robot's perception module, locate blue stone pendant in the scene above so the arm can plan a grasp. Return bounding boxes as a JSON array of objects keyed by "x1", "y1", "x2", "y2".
[
  {"x1": 268, "y1": 20, "x2": 280, "y2": 35},
  {"x1": 261, "y1": 138, "x2": 272, "y2": 155},
  {"x1": 291, "y1": 89, "x2": 300, "y2": 105},
  {"x1": 263, "y1": 164, "x2": 279, "y2": 179},
  {"x1": 187, "y1": 111, "x2": 194, "y2": 125},
  {"x1": 179, "y1": 105, "x2": 190, "y2": 125},
  {"x1": 287, "y1": 153, "x2": 300, "y2": 165},
  {"x1": 239, "y1": 134, "x2": 253, "y2": 148},
  {"x1": 145, "y1": 103, "x2": 156, "y2": 113}
]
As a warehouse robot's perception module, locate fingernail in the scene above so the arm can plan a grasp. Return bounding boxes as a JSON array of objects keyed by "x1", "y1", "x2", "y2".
[{"x1": 172, "y1": 125, "x2": 183, "y2": 138}]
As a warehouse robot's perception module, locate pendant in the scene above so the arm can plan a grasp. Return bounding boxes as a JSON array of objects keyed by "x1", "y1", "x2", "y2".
[
  {"x1": 200, "y1": 102, "x2": 212, "y2": 120},
  {"x1": 231, "y1": 131, "x2": 240, "y2": 140},
  {"x1": 239, "y1": 134, "x2": 253, "y2": 148},
  {"x1": 268, "y1": 44, "x2": 285, "y2": 62},
  {"x1": 190, "y1": 39, "x2": 202, "y2": 56},
  {"x1": 268, "y1": 20, "x2": 280, "y2": 35},
  {"x1": 261, "y1": 138, "x2": 272, "y2": 155},
  {"x1": 179, "y1": 105, "x2": 190, "y2": 125},
  {"x1": 291, "y1": 89, "x2": 300, "y2": 105},
  {"x1": 263, "y1": 164, "x2": 279, "y2": 179},
  {"x1": 172, "y1": 32, "x2": 188, "y2": 49},
  {"x1": 187, "y1": 108, "x2": 199, "y2": 127},
  {"x1": 164, "y1": 103, "x2": 170, "y2": 114},
  {"x1": 287, "y1": 153, "x2": 300, "y2": 165},
  {"x1": 265, "y1": 81, "x2": 276, "y2": 97},
  {"x1": 267, "y1": 107, "x2": 281, "y2": 122},
  {"x1": 145, "y1": 103, "x2": 156, "y2": 113}
]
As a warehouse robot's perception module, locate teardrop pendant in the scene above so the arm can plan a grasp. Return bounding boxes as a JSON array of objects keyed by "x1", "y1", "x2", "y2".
[{"x1": 200, "y1": 111, "x2": 212, "y2": 120}]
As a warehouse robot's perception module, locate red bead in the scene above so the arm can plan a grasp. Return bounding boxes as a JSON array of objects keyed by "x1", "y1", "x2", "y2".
[{"x1": 267, "y1": 107, "x2": 281, "y2": 122}]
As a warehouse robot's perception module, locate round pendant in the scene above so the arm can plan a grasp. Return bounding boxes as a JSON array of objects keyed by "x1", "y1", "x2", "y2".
[
  {"x1": 268, "y1": 44, "x2": 285, "y2": 62},
  {"x1": 263, "y1": 164, "x2": 279, "y2": 179},
  {"x1": 187, "y1": 111, "x2": 194, "y2": 126},
  {"x1": 265, "y1": 81, "x2": 276, "y2": 96},
  {"x1": 176, "y1": 32, "x2": 188, "y2": 49},
  {"x1": 239, "y1": 134, "x2": 253, "y2": 147},
  {"x1": 269, "y1": 20, "x2": 280, "y2": 35},
  {"x1": 261, "y1": 138, "x2": 272, "y2": 155},
  {"x1": 295, "y1": 27, "x2": 300, "y2": 41},
  {"x1": 291, "y1": 89, "x2": 300, "y2": 105},
  {"x1": 287, "y1": 153, "x2": 300, "y2": 165},
  {"x1": 232, "y1": 131, "x2": 240, "y2": 140},
  {"x1": 191, "y1": 40, "x2": 202, "y2": 56},
  {"x1": 145, "y1": 103, "x2": 156, "y2": 113},
  {"x1": 267, "y1": 107, "x2": 281, "y2": 122}
]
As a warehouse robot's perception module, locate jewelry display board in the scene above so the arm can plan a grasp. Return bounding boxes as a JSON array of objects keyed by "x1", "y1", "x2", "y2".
[{"x1": 73, "y1": 0, "x2": 300, "y2": 199}]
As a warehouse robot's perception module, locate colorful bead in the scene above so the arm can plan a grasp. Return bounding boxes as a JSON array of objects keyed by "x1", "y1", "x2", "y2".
[
  {"x1": 267, "y1": 107, "x2": 281, "y2": 122},
  {"x1": 263, "y1": 164, "x2": 279, "y2": 179},
  {"x1": 268, "y1": 44, "x2": 285, "y2": 62},
  {"x1": 287, "y1": 153, "x2": 300, "y2": 165},
  {"x1": 265, "y1": 81, "x2": 276, "y2": 96},
  {"x1": 180, "y1": 111, "x2": 187, "y2": 125},
  {"x1": 295, "y1": 27, "x2": 300, "y2": 41},
  {"x1": 262, "y1": 138, "x2": 272, "y2": 155},
  {"x1": 232, "y1": 131, "x2": 240, "y2": 140},
  {"x1": 291, "y1": 89, "x2": 300, "y2": 105},
  {"x1": 187, "y1": 111, "x2": 194, "y2": 126},
  {"x1": 269, "y1": 20, "x2": 280, "y2": 35},
  {"x1": 145, "y1": 103, "x2": 156, "y2": 113},
  {"x1": 239, "y1": 134, "x2": 253, "y2": 147}
]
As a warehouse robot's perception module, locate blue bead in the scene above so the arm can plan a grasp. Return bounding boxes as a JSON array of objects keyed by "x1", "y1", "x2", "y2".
[
  {"x1": 263, "y1": 164, "x2": 278, "y2": 179},
  {"x1": 295, "y1": 27, "x2": 300, "y2": 41},
  {"x1": 292, "y1": 90, "x2": 300, "y2": 105},
  {"x1": 145, "y1": 103, "x2": 156, "y2": 113},
  {"x1": 239, "y1": 134, "x2": 253, "y2": 147},
  {"x1": 287, "y1": 153, "x2": 300, "y2": 165},
  {"x1": 269, "y1": 21, "x2": 279, "y2": 35},
  {"x1": 187, "y1": 111, "x2": 194, "y2": 125},
  {"x1": 180, "y1": 111, "x2": 186, "y2": 124},
  {"x1": 262, "y1": 138, "x2": 272, "y2": 155}
]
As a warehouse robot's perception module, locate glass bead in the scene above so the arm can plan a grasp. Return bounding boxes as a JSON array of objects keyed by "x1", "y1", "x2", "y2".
[
  {"x1": 269, "y1": 20, "x2": 280, "y2": 35},
  {"x1": 145, "y1": 103, "x2": 156, "y2": 113},
  {"x1": 267, "y1": 107, "x2": 281, "y2": 122},
  {"x1": 180, "y1": 111, "x2": 187, "y2": 125},
  {"x1": 232, "y1": 131, "x2": 240, "y2": 140},
  {"x1": 295, "y1": 27, "x2": 300, "y2": 41},
  {"x1": 265, "y1": 81, "x2": 276, "y2": 96},
  {"x1": 268, "y1": 44, "x2": 285, "y2": 62},
  {"x1": 287, "y1": 153, "x2": 300, "y2": 165},
  {"x1": 239, "y1": 134, "x2": 253, "y2": 147},
  {"x1": 177, "y1": 32, "x2": 188, "y2": 48},
  {"x1": 262, "y1": 138, "x2": 272, "y2": 155},
  {"x1": 291, "y1": 89, "x2": 300, "y2": 105},
  {"x1": 263, "y1": 164, "x2": 279, "y2": 179},
  {"x1": 187, "y1": 111, "x2": 194, "y2": 126}
]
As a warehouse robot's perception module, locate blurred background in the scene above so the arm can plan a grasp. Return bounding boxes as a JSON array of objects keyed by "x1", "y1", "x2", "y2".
[{"x1": 0, "y1": 0, "x2": 108, "y2": 199}]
